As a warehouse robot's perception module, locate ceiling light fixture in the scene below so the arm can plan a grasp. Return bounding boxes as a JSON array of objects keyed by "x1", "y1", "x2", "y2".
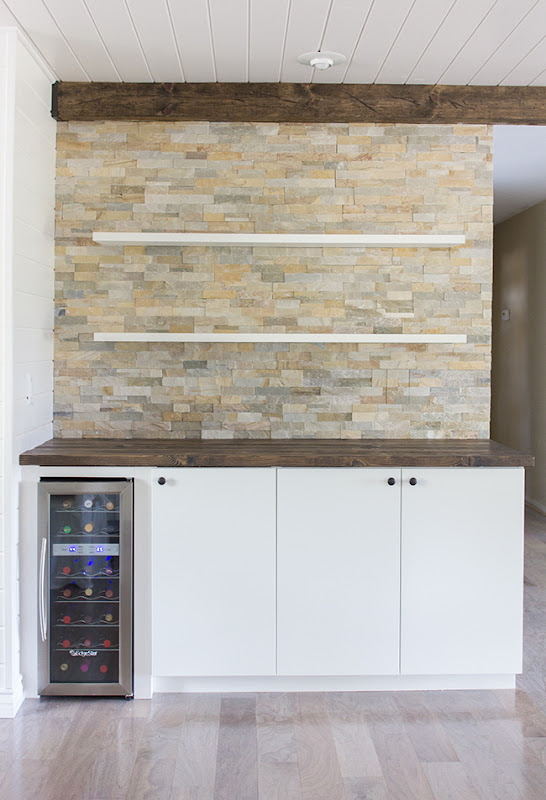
[{"x1": 297, "y1": 51, "x2": 347, "y2": 71}]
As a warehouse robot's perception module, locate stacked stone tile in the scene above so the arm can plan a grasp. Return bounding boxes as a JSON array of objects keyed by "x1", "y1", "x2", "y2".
[{"x1": 54, "y1": 122, "x2": 493, "y2": 439}]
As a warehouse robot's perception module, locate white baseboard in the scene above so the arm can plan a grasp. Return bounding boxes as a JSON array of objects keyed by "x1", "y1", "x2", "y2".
[
  {"x1": 526, "y1": 497, "x2": 546, "y2": 515},
  {"x1": 0, "y1": 675, "x2": 24, "y2": 718},
  {"x1": 134, "y1": 675, "x2": 153, "y2": 700},
  {"x1": 153, "y1": 674, "x2": 516, "y2": 693}
]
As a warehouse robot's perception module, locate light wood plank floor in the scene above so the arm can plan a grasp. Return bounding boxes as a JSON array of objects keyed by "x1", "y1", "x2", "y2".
[{"x1": 2, "y1": 508, "x2": 545, "y2": 800}]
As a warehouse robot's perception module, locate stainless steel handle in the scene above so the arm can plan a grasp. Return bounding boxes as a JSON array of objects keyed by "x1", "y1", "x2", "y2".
[{"x1": 39, "y1": 537, "x2": 48, "y2": 642}]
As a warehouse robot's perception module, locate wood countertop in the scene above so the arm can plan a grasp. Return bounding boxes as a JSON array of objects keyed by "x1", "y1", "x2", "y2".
[{"x1": 19, "y1": 438, "x2": 534, "y2": 468}]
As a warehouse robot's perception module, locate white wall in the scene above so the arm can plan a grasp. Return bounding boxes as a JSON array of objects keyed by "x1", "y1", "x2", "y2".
[
  {"x1": 0, "y1": 28, "x2": 55, "y2": 717},
  {"x1": 492, "y1": 200, "x2": 546, "y2": 514}
]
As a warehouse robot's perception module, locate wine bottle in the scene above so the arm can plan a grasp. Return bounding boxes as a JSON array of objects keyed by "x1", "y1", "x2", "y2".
[
  {"x1": 105, "y1": 501, "x2": 115, "y2": 511},
  {"x1": 62, "y1": 588, "x2": 72, "y2": 598},
  {"x1": 84, "y1": 523, "x2": 94, "y2": 533},
  {"x1": 62, "y1": 499, "x2": 72, "y2": 510},
  {"x1": 84, "y1": 588, "x2": 93, "y2": 597},
  {"x1": 102, "y1": 638, "x2": 112, "y2": 648},
  {"x1": 83, "y1": 498, "x2": 93, "y2": 509},
  {"x1": 60, "y1": 663, "x2": 69, "y2": 672},
  {"x1": 104, "y1": 589, "x2": 114, "y2": 599},
  {"x1": 99, "y1": 664, "x2": 108, "y2": 674},
  {"x1": 62, "y1": 525, "x2": 72, "y2": 535}
]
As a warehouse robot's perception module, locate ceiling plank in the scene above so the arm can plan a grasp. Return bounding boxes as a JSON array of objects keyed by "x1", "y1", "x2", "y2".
[
  {"x1": 280, "y1": 0, "x2": 333, "y2": 82},
  {"x1": 42, "y1": 0, "x2": 120, "y2": 81},
  {"x1": 440, "y1": 0, "x2": 538, "y2": 84},
  {"x1": 167, "y1": 0, "x2": 216, "y2": 82},
  {"x1": 501, "y1": 35, "x2": 546, "y2": 87},
  {"x1": 471, "y1": 2, "x2": 546, "y2": 85},
  {"x1": 249, "y1": 0, "x2": 291, "y2": 83},
  {"x1": 125, "y1": 0, "x2": 184, "y2": 82},
  {"x1": 530, "y1": 63, "x2": 546, "y2": 87},
  {"x1": 209, "y1": 0, "x2": 249, "y2": 82},
  {"x1": 374, "y1": 0, "x2": 456, "y2": 85},
  {"x1": 52, "y1": 82, "x2": 546, "y2": 124},
  {"x1": 4, "y1": 0, "x2": 88, "y2": 80},
  {"x1": 82, "y1": 0, "x2": 152, "y2": 82},
  {"x1": 407, "y1": 0, "x2": 497, "y2": 84},
  {"x1": 343, "y1": 0, "x2": 416, "y2": 83},
  {"x1": 313, "y1": 0, "x2": 375, "y2": 85}
]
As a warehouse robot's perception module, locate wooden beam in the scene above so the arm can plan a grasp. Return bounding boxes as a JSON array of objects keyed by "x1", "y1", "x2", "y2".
[{"x1": 52, "y1": 82, "x2": 546, "y2": 124}]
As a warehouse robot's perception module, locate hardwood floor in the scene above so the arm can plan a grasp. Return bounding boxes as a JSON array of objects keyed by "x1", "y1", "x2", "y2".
[{"x1": 2, "y1": 508, "x2": 545, "y2": 800}]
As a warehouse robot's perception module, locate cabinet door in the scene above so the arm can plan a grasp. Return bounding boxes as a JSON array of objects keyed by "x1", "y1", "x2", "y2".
[
  {"x1": 152, "y1": 468, "x2": 276, "y2": 677},
  {"x1": 401, "y1": 467, "x2": 524, "y2": 675},
  {"x1": 277, "y1": 468, "x2": 401, "y2": 676}
]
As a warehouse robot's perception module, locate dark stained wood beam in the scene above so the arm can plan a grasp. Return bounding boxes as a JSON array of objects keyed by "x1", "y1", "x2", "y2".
[{"x1": 52, "y1": 81, "x2": 546, "y2": 124}]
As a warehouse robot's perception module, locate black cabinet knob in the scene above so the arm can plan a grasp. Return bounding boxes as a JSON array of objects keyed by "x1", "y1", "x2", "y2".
[
  {"x1": 409, "y1": 477, "x2": 418, "y2": 486},
  {"x1": 157, "y1": 477, "x2": 166, "y2": 485},
  {"x1": 387, "y1": 477, "x2": 396, "y2": 486}
]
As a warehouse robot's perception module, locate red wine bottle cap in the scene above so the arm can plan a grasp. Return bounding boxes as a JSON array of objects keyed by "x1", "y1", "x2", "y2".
[
  {"x1": 62, "y1": 640, "x2": 70, "y2": 648},
  {"x1": 80, "y1": 664, "x2": 89, "y2": 672},
  {"x1": 100, "y1": 665, "x2": 108, "y2": 673},
  {"x1": 84, "y1": 639, "x2": 92, "y2": 647},
  {"x1": 63, "y1": 567, "x2": 71, "y2": 575},
  {"x1": 62, "y1": 615, "x2": 71, "y2": 624},
  {"x1": 63, "y1": 589, "x2": 72, "y2": 597},
  {"x1": 103, "y1": 639, "x2": 111, "y2": 648}
]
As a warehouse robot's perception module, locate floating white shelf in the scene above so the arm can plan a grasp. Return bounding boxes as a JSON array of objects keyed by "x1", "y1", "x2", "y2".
[
  {"x1": 94, "y1": 333, "x2": 467, "y2": 344},
  {"x1": 92, "y1": 232, "x2": 465, "y2": 248}
]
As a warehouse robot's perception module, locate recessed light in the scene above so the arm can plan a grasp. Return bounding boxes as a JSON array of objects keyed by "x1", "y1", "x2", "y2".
[{"x1": 297, "y1": 51, "x2": 347, "y2": 71}]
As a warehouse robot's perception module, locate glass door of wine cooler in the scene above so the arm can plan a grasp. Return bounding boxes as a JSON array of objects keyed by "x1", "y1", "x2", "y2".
[{"x1": 38, "y1": 480, "x2": 133, "y2": 697}]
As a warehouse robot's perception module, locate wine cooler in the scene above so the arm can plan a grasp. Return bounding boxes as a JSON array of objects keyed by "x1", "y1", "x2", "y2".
[{"x1": 38, "y1": 480, "x2": 133, "y2": 697}]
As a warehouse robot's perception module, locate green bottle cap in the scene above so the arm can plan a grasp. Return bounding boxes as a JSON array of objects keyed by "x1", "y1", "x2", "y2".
[{"x1": 63, "y1": 525, "x2": 71, "y2": 534}]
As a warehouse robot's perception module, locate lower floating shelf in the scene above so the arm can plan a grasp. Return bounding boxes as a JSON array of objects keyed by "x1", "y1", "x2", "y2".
[{"x1": 94, "y1": 332, "x2": 467, "y2": 344}]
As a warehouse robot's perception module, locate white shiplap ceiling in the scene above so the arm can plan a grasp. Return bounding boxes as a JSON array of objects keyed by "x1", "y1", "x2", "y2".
[{"x1": 1, "y1": 0, "x2": 546, "y2": 84}]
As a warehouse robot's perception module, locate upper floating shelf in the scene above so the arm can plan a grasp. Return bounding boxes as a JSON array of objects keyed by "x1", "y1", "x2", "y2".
[{"x1": 92, "y1": 232, "x2": 466, "y2": 248}]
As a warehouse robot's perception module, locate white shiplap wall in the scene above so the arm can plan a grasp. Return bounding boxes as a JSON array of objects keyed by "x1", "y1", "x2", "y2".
[{"x1": 0, "y1": 28, "x2": 55, "y2": 717}]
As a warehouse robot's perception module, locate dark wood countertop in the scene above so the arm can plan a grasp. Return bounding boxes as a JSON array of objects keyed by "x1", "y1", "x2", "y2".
[{"x1": 19, "y1": 439, "x2": 534, "y2": 468}]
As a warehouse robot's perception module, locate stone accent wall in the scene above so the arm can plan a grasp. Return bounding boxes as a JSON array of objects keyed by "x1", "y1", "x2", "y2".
[{"x1": 54, "y1": 122, "x2": 492, "y2": 439}]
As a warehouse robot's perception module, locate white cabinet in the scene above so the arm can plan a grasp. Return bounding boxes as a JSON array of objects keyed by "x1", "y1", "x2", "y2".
[
  {"x1": 400, "y1": 468, "x2": 524, "y2": 675},
  {"x1": 277, "y1": 468, "x2": 401, "y2": 675},
  {"x1": 151, "y1": 465, "x2": 524, "y2": 681},
  {"x1": 152, "y1": 468, "x2": 276, "y2": 677}
]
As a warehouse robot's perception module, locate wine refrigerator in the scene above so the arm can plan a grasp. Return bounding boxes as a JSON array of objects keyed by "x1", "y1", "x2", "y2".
[{"x1": 38, "y1": 479, "x2": 133, "y2": 697}]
